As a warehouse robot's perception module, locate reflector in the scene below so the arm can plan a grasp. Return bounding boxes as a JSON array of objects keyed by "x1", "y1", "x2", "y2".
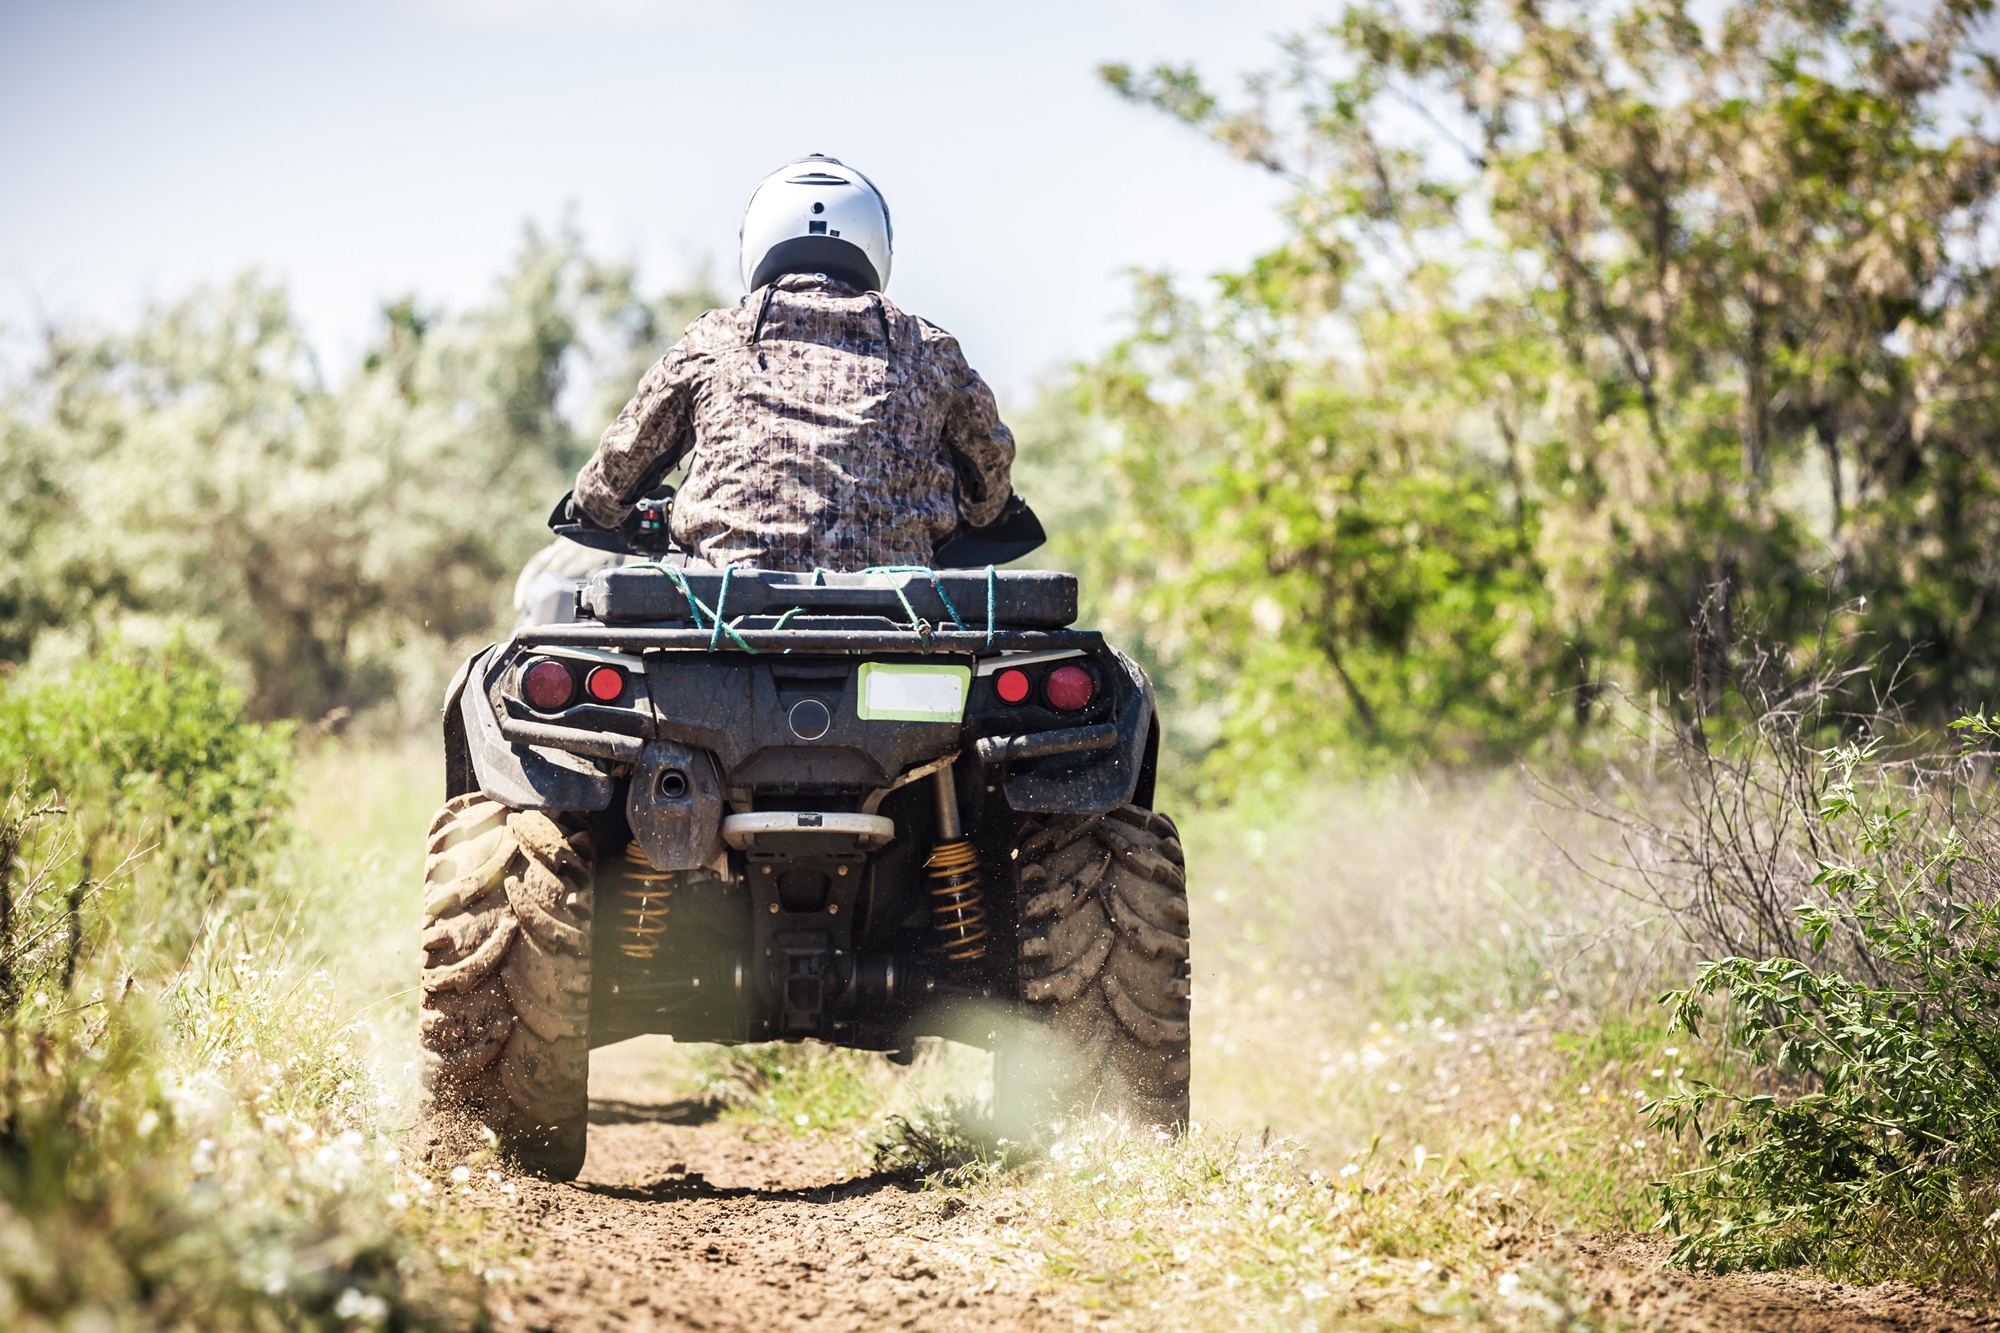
[
  {"x1": 995, "y1": 668, "x2": 1032, "y2": 705},
  {"x1": 1045, "y1": 664, "x2": 1096, "y2": 712},
  {"x1": 523, "y1": 659, "x2": 575, "y2": 712},
  {"x1": 585, "y1": 665, "x2": 626, "y2": 702}
]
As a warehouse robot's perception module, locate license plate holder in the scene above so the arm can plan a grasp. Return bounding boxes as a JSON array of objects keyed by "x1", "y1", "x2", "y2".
[{"x1": 856, "y1": 663, "x2": 970, "y2": 722}]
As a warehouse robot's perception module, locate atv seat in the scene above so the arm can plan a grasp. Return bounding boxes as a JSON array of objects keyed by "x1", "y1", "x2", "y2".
[{"x1": 579, "y1": 567, "x2": 1077, "y2": 630}]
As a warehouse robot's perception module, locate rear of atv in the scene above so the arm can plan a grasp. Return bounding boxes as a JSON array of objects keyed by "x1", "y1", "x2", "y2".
[{"x1": 419, "y1": 566, "x2": 1190, "y2": 1177}]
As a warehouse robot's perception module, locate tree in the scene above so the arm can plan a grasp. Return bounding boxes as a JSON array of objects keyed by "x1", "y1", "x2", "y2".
[
  {"x1": 0, "y1": 228, "x2": 718, "y2": 721},
  {"x1": 1090, "y1": 0, "x2": 2000, "y2": 785}
]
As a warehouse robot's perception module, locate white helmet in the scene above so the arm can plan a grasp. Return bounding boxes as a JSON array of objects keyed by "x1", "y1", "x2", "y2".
[{"x1": 738, "y1": 154, "x2": 893, "y2": 293}]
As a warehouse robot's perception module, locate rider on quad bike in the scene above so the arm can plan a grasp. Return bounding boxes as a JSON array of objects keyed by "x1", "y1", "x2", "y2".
[
  {"x1": 419, "y1": 157, "x2": 1191, "y2": 1178},
  {"x1": 572, "y1": 154, "x2": 1016, "y2": 573}
]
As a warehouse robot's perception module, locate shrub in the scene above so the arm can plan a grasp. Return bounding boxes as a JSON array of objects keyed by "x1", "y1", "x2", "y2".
[
  {"x1": 0, "y1": 640, "x2": 291, "y2": 955},
  {"x1": 872, "y1": 1102, "x2": 1012, "y2": 1186},
  {"x1": 0, "y1": 241, "x2": 720, "y2": 724},
  {"x1": 0, "y1": 650, "x2": 480, "y2": 1330},
  {"x1": 1649, "y1": 715, "x2": 2000, "y2": 1289}
]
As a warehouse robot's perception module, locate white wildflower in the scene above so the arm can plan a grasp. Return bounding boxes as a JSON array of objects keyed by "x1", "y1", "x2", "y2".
[{"x1": 333, "y1": 1287, "x2": 390, "y2": 1322}]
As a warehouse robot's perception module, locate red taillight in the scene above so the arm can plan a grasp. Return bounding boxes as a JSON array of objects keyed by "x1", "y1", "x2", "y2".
[
  {"x1": 585, "y1": 664, "x2": 626, "y2": 702},
  {"x1": 522, "y1": 659, "x2": 575, "y2": 712},
  {"x1": 995, "y1": 668, "x2": 1032, "y2": 705},
  {"x1": 1045, "y1": 664, "x2": 1096, "y2": 712}
]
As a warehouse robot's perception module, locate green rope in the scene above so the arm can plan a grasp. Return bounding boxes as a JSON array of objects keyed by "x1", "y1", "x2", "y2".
[
  {"x1": 652, "y1": 564, "x2": 758, "y2": 654},
  {"x1": 624, "y1": 562, "x2": 999, "y2": 654},
  {"x1": 709, "y1": 566, "x2": 736, "y2": 651},
  {"x1": 858, "y1": 566, "x2": 965, "y2": 655}
]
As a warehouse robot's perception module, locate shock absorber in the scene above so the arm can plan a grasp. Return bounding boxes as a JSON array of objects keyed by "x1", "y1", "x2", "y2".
[
  {"x1": 614, "y1": 840, "x2": 673, "y2": 960},
  {"x1": 926, "y1": 760, "x2": 988, "y2": 961}
]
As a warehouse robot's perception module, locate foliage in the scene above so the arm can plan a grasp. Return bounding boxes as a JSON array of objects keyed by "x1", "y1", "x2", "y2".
[
  {"x1": 0, "y1": 229, "x2": 717, "y2": 722},
  {"x1": 831, "y1": 778, "x2": 1693, "y2": 1325},
  {"x1": 1089, "y1": 0, "x2": 2000, "y2": 786},
  {"x1": 0, "y1": 639, "x2": 291, "y2": 892},
  {"x1": 0, "y1": 669, "x2": 478, "y2": 1329},
  {"x1": 912, "y1": 1112, "x2": 1643, "y2": 1330},
  {"x1": 1649, "y1": 713, "x2": 2000, "y2": 1288}
]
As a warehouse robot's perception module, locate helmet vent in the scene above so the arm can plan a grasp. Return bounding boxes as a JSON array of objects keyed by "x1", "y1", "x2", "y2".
[{"x1": 786, "y1": 172, "x2": 851, "y2": 186}]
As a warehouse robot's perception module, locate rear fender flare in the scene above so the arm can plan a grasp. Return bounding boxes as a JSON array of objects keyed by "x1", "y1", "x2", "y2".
[
  {"x1": 454, "y1": 646, "x2": 616, "y2": 813},
  {"x1": 994, "y1": 648, "x2": 1156, "y2": 816},
  {"x1": 442, "y1": 650, "x2": 481, "y2": 800}
]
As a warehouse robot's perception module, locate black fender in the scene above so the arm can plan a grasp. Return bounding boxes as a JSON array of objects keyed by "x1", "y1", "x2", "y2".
[
  {"x1": 990, "y1": 648, "x2": 1156, "y2": 815},
  {"x1": 443, "y1": 645, "x2": 616, "y2": 812},
  {"x1": 442, "y1": 650, "x2": 479, "y2": 800}
]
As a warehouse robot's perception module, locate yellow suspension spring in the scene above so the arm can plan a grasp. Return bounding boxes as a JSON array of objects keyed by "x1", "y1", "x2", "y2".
[
  {"x1": 925, "y1": 838, "x2": 988, "y2": 961},
  {"x1": 614, "y1": 840, "x2": 673, "y2": 960}
]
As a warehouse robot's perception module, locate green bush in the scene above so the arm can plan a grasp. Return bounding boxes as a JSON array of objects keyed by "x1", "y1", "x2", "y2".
[
  {"x1": 0, "y1": 237, "x2": 719, "y2": 724},
  {"x1": 871, "y1": 1102, "x2": 1012, "y2": 1186},
  {"x1": 1650, "y1": 718, "x2": 2000, "y2": 1289},
  {"x1": 0, "y1": 640, "x2": 291, "y2": 905},
  {"x1": 0, "y1": 648, "x2": 479, "y2": 1330}
]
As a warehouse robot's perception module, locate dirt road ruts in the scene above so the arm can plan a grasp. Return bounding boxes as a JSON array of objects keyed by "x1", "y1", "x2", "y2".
[
  {"x1": 478, "y1": 1041, "x2": 1070, "y2": 1332},
  {"x1": 475, "y1": 1041, "x2": 1994, "y2": 1332}
]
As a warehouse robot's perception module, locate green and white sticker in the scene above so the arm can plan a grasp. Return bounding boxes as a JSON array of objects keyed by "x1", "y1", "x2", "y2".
[{"x1": 856, "y1": 663, "x2": 971, "y2": 722}]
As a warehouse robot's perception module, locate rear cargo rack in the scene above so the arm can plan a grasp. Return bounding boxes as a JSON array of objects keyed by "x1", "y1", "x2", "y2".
[
  {"x1": 514, "y1": 623, "x2": 1103, "y2": 655},
  {"x1": 582, "y1": 566, "x2": 1078, "y2": 629}
]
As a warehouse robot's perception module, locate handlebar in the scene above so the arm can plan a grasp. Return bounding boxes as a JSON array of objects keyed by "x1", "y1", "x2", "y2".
[{"x1": 547, "y1": 489, "x2": 1048, "y2": 568}]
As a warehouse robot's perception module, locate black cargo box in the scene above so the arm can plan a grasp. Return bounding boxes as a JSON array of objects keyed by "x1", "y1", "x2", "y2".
[{"x1": 581, "y1": 567, "x2": 1078, "y2": 629}]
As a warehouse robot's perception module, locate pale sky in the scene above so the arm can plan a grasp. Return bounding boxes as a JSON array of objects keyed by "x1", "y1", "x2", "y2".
[{"x1": 0, "y1": 0, "x2": 1318, "y2": 402}]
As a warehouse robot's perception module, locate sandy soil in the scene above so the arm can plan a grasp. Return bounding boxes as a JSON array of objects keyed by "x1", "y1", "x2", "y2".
[{"x1": 475, "y1": 1039, "x2": 1994, "y2": 1332}]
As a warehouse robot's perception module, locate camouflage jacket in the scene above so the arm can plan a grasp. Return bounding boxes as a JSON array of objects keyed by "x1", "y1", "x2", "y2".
[{"x1": 573, "y1": 274, "x2": 1015, "y2": 571}]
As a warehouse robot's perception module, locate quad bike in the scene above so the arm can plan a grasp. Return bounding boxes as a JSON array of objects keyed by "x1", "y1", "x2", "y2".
[{"x1": 419, "y1": 489, "x2": 1190, "y2": 1179}]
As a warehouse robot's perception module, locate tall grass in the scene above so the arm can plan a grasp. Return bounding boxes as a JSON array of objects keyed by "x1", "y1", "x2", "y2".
[{"x1": 903, "y1": 777, "x2": 1695, "y2": 1324}]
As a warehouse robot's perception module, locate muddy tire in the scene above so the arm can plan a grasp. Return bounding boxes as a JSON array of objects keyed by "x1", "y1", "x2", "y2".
[
  {"x1": 1005, "y1": 804, "x2": 1191, "y2": 1130},
  {"x1": 419, "y1": 794, "x2": 595, "y2": 1180}
]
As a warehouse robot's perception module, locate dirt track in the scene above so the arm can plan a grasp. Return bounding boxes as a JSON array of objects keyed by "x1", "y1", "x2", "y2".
[
  {"x1": 476, "y1": 1041, "x2": 1993, "y2": 1333},
  {"x1": 479, "y1": 1039, "x2": 1069, "y2": 1332}
]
